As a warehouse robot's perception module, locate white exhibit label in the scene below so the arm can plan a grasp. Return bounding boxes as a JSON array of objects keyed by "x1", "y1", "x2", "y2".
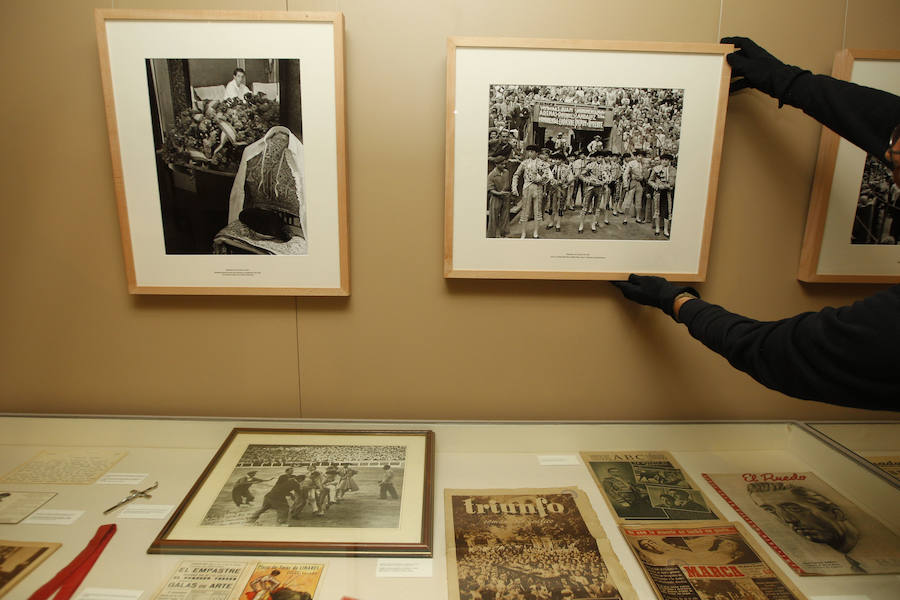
[
  {"x1": 22, "y1": 509, "x2": 84, "y2": 525},
  {"x1": 375, "y1": 558, "x2": 434, "y2": 578},
  {"x1": 537, "y1": 455, "x2": 580, "y2": 466},
  {"x1": 97, "y1": 473, "x2": 149, "y2": 485},
  {"x1": 117, "y1": 504, "x2": 173, "y2": 519}
]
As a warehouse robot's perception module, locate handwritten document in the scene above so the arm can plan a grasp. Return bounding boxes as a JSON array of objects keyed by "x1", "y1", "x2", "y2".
[{"x1": 1, "y1": 449, "x2": 127, "y2": 484}]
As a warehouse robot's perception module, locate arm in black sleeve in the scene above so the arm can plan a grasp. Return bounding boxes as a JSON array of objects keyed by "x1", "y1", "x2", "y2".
[
  {"x1": 781, "y1": 73, "x2": 900, "y2": 160},
  {"x1": 676, "y1": 286, "x2": 900, "y2": 411},
  {"x1": 721, "y1": 37, "x2": 900, "y2": 161}
]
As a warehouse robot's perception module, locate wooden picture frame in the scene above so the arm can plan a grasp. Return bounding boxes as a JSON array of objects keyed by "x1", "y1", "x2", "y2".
[
  {"x1": 798, "y1": 49, "x2": 900, "y2": 283},
  {"x1": 444, "y1": 38, "x2": 731, "y2": 281},
  {"x1": 95, "y1": 10, "x2": 349, "y2": 295},
  {"x1": 149, "y1": 428, "x2": 435, "y2": 558}
]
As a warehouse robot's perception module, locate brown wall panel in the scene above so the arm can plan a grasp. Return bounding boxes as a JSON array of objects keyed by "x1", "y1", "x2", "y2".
[
  {"x1": 846, "y1": 0, "x2": 900, "y2": 49},
  {"x1": 0, "y1": 0, "x2": 300, "y2": 417},
  {"x1": 294, "y1": 0, "x2": 896, "y2": 420},
  {"x1": 0, "y1": 0, "x2": 897, "y2": 420}
]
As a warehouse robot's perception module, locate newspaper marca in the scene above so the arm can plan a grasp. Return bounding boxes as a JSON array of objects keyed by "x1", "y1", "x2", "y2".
[
  {"x1": 683, "y1": 566, "x2": 745, "y2": 578},
  {"x1": 463, "y1": 497, "x2": 565, "y2": 517}
]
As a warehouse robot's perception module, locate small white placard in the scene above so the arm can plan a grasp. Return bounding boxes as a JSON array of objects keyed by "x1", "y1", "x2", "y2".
[
  {"x1": 117, "y1": 504, "x2": 173, "y2": 519},
  {"x1": 97, "y1": 473, "x2": 148, "y2": 485},
  {"x1": 375, "y1": 558, "x2": 433, "y2": 578},
  {"x1": 22, "y1": 509, "x2": 84, "y2": 525},
  {"x1": 75, "y1": 589, "x2": 143, "y2": 600},
  {"x1": 811, "y1": 596, "x2": 871, "y2": 600},
  {"x1": 537, "y1": 455, "x2": 580, "y2": 466}
]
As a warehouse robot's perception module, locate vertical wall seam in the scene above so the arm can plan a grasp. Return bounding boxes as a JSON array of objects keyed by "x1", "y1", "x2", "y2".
[
  {"x1": 716, "y1": 0, "x2": 724, "y2": 41},
  {"x1": 295, "y1": 298, "x2": 303, "y2": 417},
  {"x1": 842, "y1": 0, "x2": 849, "y2": 49}
]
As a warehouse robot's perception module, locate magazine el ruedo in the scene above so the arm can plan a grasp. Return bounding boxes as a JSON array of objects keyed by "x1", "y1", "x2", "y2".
[{"x1": 703, "y1": 471, "x2": 900, "y2": 576}]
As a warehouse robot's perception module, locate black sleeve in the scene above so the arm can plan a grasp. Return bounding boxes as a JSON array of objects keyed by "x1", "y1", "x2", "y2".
[
  {"x1": 676, "y1": 285, "x2": 900, "y2": 411},
  {"x1": 781, "y1": 73, "x2": 900, "y2": 160}
]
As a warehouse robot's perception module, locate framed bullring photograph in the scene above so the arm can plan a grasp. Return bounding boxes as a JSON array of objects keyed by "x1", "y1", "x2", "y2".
[
  {"x1": 798, "y1": 49, "x2": 900, "y2": 283},
  {"x1": 149, "y1": 428, "x2": 435, "y2": 558},
  {"x1": 95, "y1": 10, "x2": 348, "y2": 295},
  {"x1": 444, "y1": 38, "x2": 732, "y2": 281}
]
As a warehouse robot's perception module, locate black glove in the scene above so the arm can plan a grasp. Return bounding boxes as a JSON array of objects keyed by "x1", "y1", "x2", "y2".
[
  {"x1": 721, "y1": 36, "x2": 809, "y2": 103},
  {"x1": 611, "y1": 274, "x2": 698, "y2": 319}
]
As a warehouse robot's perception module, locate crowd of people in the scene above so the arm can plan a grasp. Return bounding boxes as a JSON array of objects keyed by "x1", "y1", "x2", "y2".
[
  {"x1": 487, "y1": 85, "x2": 682, "y2": 240},
  {"x1": 488, "y1": 146, "x2": 677, "y2": 239},
  {"x1": 852, "y1": 155, "x2": 900, "y2": 244},
  {"x1": 489, "y1": 85, "x2": 682, "y2": 155},
  {"x1": 456, "y1": 539, "x2": 620, "y2": 600},
  {"x1": 237, "y1": 444, "x2": 406, "y2": 467}
]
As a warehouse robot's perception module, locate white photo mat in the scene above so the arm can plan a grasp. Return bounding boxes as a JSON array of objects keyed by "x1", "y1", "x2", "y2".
[
  {"x1": 800, "y1": 51, "x2": 900, "y2": 282},
  {"x1": 97, "y1": 11, "x2": 347, "y2": 294},
  {"x1": 445, "y1": 39, "x2": 730, "y2": 280}
]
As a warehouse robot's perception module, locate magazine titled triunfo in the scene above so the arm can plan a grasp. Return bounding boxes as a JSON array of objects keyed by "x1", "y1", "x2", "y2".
[{"x1": 445, "y1": 487, "x2": 636, "y2": 600}]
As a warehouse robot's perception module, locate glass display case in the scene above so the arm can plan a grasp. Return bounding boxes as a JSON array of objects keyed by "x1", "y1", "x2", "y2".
[
  {"x1": 0, "y1": 416, "x2": 897, "y2": 599},
  {"x1": 804, "y1": 421, "x2": 900, "y2": 488}
]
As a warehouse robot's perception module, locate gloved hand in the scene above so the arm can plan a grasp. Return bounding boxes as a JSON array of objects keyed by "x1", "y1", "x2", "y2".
[
  {"x1": 721, "y1": 36, "x2": 809, "y2": 101},
  {"x1": 611, "y1": 274, "x2": 698, "y2": 319}
]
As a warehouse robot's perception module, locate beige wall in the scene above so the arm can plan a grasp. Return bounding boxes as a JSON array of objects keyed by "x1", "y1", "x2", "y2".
[{"x1": 1, "y1": 0, "x2": 897, "y2": 420}]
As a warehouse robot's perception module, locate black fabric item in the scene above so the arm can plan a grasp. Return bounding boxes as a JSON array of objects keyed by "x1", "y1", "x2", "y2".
[
  {"x1": 781, "y1": 73, "x2": 900, "y2": 163},
  {"x1": 674, "y1": 66, "x2": 900, "y2": 411},
  {"x1": 722, "y1": 36, "x2": 900, "y2": 161},
  {"x1": 239, "y1": 208, "x2": 292, "y2": 242},
  {"x1": 678, "y1": 286, "x2": 900, "y2": 411},
  {"x1": 611, "y1": 274, "x2": 699, "y2": 319},
  {"x1": 721, "y1": 37, "x2": 810, "y2": 102}
]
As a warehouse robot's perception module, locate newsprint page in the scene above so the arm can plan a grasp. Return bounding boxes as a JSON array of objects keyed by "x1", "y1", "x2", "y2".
[
  {"x1": 153, "y1": 560, "x2": 324, "y2": 600},
  {"x1": 582, "y1": 452, "x2": 723, "y2": 522},
  {"x1": 621, "y1": 523, "x2": 808, "y2": 600},
  {"x1": 703, "y1": 471, "x2": 900, "y2": 575},
  {"x1": 445, "y1": 488, "x2": 636, "y2": 600}
]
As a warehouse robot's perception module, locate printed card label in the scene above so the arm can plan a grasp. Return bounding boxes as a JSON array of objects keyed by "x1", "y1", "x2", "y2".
[
  {"x1": 97, "y1": 473, "x2": 149, "y2": 485},
  {"x1": 22, "y1": 509, "x2": 84, "y2": 525},
  {"x1": 117, "y1": 504, "x2": 173, "y2": 519},
  {"x1": 376, "y1": 558, "x2": 433, "y2": 578},
  {"x1": 537, "y1": 454, "x2": 580, "y2": 466}
]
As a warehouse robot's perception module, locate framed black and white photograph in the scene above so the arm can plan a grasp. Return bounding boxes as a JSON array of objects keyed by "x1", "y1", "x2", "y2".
[
  {"x1": 149, "y1": 428, "x2": 434, "y2": 558},
  {"x1": 445, "y1": 38, "x2": 732, "y2": 280},
  {"x1": 96, "y1": 10, "x2": 348, "y2": 295},
  {"x1": 484, "y1": 84, "x2": 683, "y2": 241},
  {"x1": 798, "y1": 49, "x2": 900, "y2": 282}
]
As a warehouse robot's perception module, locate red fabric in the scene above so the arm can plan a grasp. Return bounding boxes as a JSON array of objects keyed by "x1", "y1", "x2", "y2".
[{"x1": 28, "y1": 524, "x2": 117, "y2": 600}]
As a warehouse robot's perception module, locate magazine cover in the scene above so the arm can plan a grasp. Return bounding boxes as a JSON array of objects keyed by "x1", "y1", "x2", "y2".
[
  {"x1": 621, "y1": 522, "x2": 808, "y2": 600},
  {"x1": 445, "y1": 487, "x2": 636, "y2": 600},
  {"x1": 862, "y1": 455, "x2": 900, "y2": 482},
  {"x1": 703, "y1": 471, "x2": 900, "y2": 575},
  {"x1": 153, "y1": 560, "x2": 324, "y2": 600},
  {"x1": 0, "y1": 540, "x2": 60, "y2": 598},
  {"x1": 582, "y1": 451, "x2": 722, "y2": 522}
]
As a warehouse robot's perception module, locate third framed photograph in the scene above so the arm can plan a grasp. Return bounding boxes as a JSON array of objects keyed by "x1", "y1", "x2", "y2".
[
  {"x1": 798, "y1": 49, "x2": 900, "y2": 283},
  {"x1": 444, "y1": 38, "x2": 732, "y2": 280},
  {"x1": 149, "y1": 428, "x2": 434, "y2": 558}
]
